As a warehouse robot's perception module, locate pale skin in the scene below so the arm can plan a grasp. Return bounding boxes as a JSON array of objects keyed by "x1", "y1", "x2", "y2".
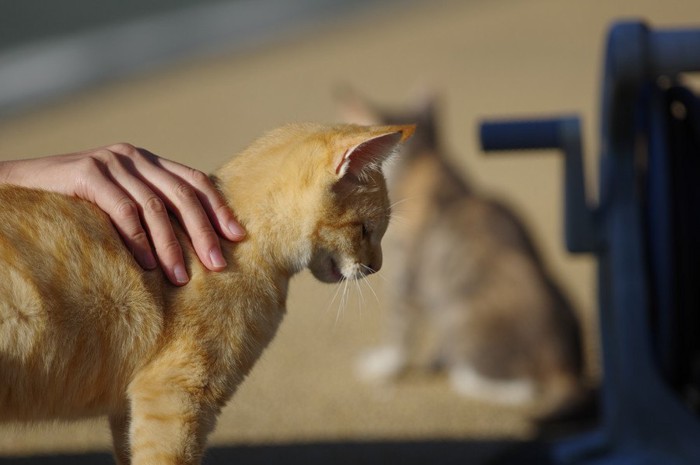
[{"x1": 0, "y1": 143, "x2": 246, "y2": 285}]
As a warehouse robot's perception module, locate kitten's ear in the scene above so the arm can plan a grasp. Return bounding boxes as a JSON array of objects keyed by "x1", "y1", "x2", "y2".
[
  {"x1": 335, "y1": 85, "x2": 381, "y2": 125},
  {"x1": 335, "y1": 125, "x2": 415, "y2": 179}
]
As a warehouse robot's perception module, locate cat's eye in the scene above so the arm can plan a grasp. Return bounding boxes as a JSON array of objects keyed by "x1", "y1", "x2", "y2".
[{"x1": 361, "y1": 223, "x2": 370, "y2": 239}]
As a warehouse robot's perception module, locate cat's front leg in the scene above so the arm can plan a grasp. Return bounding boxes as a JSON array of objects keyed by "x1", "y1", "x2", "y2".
[
  {"x1": 355, "y1": 294, "x2": 419, "y2": 383},
  {"x1": 128, "y1": 392, "x2": 216, "y2": 465},
  {"x1": 109, "y1": 411, "x2": 131, "y2": 465},
  {"x1": 127, "y1": 352, "x2": 219, "y2": 465}
]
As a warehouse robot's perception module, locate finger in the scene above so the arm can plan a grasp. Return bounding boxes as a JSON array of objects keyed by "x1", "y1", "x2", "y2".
[
  {"x1": 155, "y1": 157, "x2": 246, "y2": 242},
  {"x1": 131, "y1": 154, "x2": 230, "y2": 272},
  {"x1": 141, "y1": 194, "x2": 190, "y2": 286},
  {"x1": 80, "y1": 164, "x2": 158, "y2": 272},
  {"x1": 106, "y1": 160, "x2": 190, "y2": 286},
  {"x1": 162, "y1": 177, "x2": 228, "y2": 272}
]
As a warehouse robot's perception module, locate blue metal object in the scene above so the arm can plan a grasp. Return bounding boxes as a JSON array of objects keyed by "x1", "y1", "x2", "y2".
[
  {"x1": 480, "y1": 116, "x2": 597, "y2": 254},
  {"x1": 479, "y1": 21, "x2": 700, "y2": 465}
]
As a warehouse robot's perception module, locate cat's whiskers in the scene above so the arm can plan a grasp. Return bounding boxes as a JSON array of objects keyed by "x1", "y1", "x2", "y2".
[
  {"x1": 359, "y1": 264, "x2": 382, "y2": 303},
  {"x1": 372, "y1": 271, "x2": 388, "y2": 284},
  {"x1": 325, "y1": 277, "x2": 346, "y2": 315},
  {"x1": 354, "y1": 279, "x2": 364, "y2": 316},
  {"x1": 334, "y1": 276, "x2": 351, "y2": 324},
  {"x1": 389, "y1": 196, "x2": 418, "y2": 210},
  {"x1": 353, "y1": 269, "x2": 368, "y2": 317},
  {"x1": 389, "y1": 196, "x2": 421, "y2": 217},
  {"x1": 327, "y1": 266, "x2": 354, "y2": 322},
  {"x1": 389, "y1": 213, "x2": 408, "y2": 227},
  {"x1": 390, "y1": 195, "x2": 424, "y2": 220},
  {"x1": 327, "y1": 264, "x2": 383, "y2": 323}
]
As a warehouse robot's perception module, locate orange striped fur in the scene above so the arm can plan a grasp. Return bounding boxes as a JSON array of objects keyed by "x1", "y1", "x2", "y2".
[{"x1": 0, "y1": 123, "x2": 413, "y2": 465}]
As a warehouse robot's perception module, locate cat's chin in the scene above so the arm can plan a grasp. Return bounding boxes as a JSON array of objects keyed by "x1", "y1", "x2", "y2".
[{"x1": 310, "y1": 257, "x2": 345, "y2": 283}]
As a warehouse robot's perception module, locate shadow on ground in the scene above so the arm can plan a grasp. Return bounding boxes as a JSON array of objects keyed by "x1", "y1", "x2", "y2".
[{"x1": 0, "y1": 439, "x2": 555, "y2": 465}]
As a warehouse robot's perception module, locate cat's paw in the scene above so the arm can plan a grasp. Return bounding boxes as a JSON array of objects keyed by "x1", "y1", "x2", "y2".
[
  {"x1": 355, "y1": 346, "x2": 406, "y2": 383},
  {"x1": 449, "y1": 364, "x2": 536, "y2": 406}
]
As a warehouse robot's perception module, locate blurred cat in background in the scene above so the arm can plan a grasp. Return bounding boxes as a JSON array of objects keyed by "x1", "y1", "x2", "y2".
[{"x1": 338, "y1": 88, "x2": 588, "y2": 417}]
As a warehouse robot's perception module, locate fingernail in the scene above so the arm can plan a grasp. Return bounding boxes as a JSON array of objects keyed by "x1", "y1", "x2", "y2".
[
  {"x1": 228, "y1": 221, "x2": 246, "y2": 239},
  {"x1": 173, "y1": 264, "x2": 189, "y2": 285},
  {"x1": 209, "y1": 248, "x2": 227, "y2": 269}
]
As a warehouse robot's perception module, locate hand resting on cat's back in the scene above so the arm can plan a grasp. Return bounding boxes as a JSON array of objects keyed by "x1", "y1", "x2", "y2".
[
  {"x1": 0, "y1": 144, "x2": 247, "y2": 286},
  {"x1": 0, "y1": 123, "x2": 414, "y2": 465}
]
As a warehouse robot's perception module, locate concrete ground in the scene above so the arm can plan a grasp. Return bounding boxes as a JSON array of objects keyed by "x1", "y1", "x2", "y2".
[{"x1": 0, "y1": 0, "x2": 698, "y2": 463}]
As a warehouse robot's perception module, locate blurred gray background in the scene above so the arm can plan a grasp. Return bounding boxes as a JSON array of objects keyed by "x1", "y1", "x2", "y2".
[{"x1": 0, "y1": 0, "x2": 394, "y2": 115}]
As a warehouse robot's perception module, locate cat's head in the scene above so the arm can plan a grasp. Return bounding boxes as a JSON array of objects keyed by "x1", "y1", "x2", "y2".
[
  {"x1": 305, "y1": 124, "x2": 414, "y2": 282},
  {"x1": 218, "y1": 123, "x2": 414, "y2": 281}
]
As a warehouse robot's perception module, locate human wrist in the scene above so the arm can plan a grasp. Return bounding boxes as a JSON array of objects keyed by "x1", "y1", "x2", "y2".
[{"x1": 0, "y1": 160, "x2": 18, "y2": 185}]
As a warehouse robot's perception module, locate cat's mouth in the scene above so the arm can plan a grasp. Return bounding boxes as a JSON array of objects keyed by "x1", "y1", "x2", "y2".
[
  {"x1": 308, "y1": 251, "x2": 347, "y2": 283},
  {"x1": 330, "y1": 258, "x2": 345, "y2": 282}
]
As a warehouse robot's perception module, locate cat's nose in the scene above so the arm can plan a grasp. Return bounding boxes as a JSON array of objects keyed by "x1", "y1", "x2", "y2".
[
  {"x1": 364, "y1": 261, "x2": 381, "y2": 274},
  {"x1": 365, "y1": 250, "x2": 382, "y2": 274}
]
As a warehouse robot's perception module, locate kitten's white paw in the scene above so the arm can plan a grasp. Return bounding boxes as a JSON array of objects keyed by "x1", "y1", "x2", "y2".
[
  {"x1": 449, "y1": 364, "x2": 536, "y2": 406},
  {"x1": 356, "y1": 346, "x2": 406, "y2": 383}
]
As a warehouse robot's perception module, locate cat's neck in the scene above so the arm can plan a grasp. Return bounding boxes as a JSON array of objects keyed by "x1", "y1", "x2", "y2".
[
  {"x1": 214, "y1": 165, "x2": 314, "y2": 280},
  {"x1": 230, "y1": 200, "x2": 310, "y2": 280}
]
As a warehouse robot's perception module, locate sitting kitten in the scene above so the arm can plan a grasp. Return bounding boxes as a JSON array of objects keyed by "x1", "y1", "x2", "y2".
[
  {"x1": 0, "y1": 123, "x2": 413, "y2": 465},
  {"x1": 340, "y1": 90, "x2": 586, "y2": 415}
]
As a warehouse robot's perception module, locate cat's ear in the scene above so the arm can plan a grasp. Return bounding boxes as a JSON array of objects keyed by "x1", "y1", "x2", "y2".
[
  {"x1": 335, "y1": 125, "x2": 415, "y2": 179},
  {"x1": 335, "y1": 85, "x2": 381, "y2": 126}
]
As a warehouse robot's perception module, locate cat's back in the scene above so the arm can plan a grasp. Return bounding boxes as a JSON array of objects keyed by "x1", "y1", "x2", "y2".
[
  {"x1": 392, "y1": 150, "x2": 571, "y2": 324},
  {"x1": 0, "y1": 185, "x2": 129, "y2": 268},
  {"x1": 0, "y1": 185, "x2": 161, "y2": 307},
  {"x1": 0, "y1": 185, "x2": 164, "y2": 420}
]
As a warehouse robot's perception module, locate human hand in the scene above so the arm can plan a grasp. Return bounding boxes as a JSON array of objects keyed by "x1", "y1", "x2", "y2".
[{"x1": 0, "y1": 143, "x2": 245, "y2": 285}]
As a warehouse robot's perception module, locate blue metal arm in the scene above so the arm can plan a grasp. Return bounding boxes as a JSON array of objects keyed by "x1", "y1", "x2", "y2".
[
  {"x1": 480, "y1": 116, "x2": 597, "y2": 254},
  {"x1": 650, "y1": 28, "x2": 700, "y2": 76},
  {"x1": 480, "y1": 118, "x2": 563, "y2": 151}
]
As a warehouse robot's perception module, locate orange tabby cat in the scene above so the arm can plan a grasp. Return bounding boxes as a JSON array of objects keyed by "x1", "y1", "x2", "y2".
[{"x1": 0, "y1": 123, "x2": 413, "y2": 465}]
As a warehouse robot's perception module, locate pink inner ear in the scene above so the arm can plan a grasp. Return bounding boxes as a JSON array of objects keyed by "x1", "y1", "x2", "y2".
[
  {"x1": 336, "y1": 132, "x2": 402, "y2": 177},
  {"x1": 336, "y1": 148, "x2": 352, "y2": 175}
]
